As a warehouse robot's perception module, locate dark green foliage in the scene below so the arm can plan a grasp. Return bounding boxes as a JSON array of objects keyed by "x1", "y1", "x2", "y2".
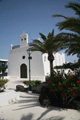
[
  {"x1": 39, "y1": 86, "x2": 50, "y2": 106},
  {"x1": 0, "y1": 79, "x2": 8, "y2": 87},
  {"x1": 35, "y1": 80, "x2": 41, "y2": 86},
  {"x1": 23, "y1": 80, "x2": 41, "y2": 86},
  {"x1": 53, "y1": 2, "x2": 80, "y2": 57},
  {"x1": 47, "y1": 70, "x2": 80, "y2": 108},
  {"x1": 39, "y1": 70, "x2": 80, "y2": 109},
  {"x1": 39, "y1": 86, "x2": 63, "y2": 107}
]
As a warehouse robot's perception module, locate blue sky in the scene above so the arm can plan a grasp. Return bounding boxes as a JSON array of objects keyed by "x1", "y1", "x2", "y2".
[{"x1": 0, "y1": 0, "x2": 79, "y2": 62}]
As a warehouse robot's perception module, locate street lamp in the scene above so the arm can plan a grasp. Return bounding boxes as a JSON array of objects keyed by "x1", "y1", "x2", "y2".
[{"x1": 27, "y1": 48, "x2": 32, "y2": 91}]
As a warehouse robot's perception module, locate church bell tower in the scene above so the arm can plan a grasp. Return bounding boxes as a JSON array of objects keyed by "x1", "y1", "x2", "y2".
[{"x1": 20, "y1": 33, "x2": 28, "y2": 47}]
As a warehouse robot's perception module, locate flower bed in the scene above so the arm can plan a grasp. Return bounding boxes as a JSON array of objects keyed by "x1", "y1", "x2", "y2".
[
  {"x1": 39, "y1": 70, "x2": 80, "y2": 109},
  {"x1": 47, "y1": 70, "x2": 80, "y2": 109}
]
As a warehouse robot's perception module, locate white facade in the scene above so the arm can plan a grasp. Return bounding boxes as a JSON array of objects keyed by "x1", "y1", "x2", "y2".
[
  {"x1": 8, "y1": 33, "x2": 65, "y2": 81},
  {"x1": 43, "y1": 53, "x2": 65, "y2": 76}
]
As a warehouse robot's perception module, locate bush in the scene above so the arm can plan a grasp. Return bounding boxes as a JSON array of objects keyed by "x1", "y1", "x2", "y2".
[
  {"x1": 0, "y1": 79, "x2": 8, "y2": 88},
  {"x1": 39, "y1": 86, "x2": 63, "y2": 107},
  {"x1": 47, "y1": 70, "x2": 80, "y2": 109},
  {"x1": 39, "y1": 86, "x2": 50, "y2": 106},
  {"x1": 23, "y1": 80, "x2": 41, "y2": 86},
  {"x1": 35, "y1": 80, "x2": 41, "y2": 86}
]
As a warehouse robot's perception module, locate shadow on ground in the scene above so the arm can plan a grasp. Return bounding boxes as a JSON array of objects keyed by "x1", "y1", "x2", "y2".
[
  {"x1": 13, "y1": 92, "x2": 64, "y2": 111},
  {"x1": 21, "y1": 114, "x2": 33, "y2": 120},
  {"x1": 13, "y1": 92, "x2": 65, "y2": 120},
  {"x1": 20, "y1": 113, "x2": 64, "y2": 120}
]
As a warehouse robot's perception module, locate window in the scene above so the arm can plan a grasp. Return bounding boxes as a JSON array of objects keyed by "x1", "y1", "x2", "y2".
[
  {"x1": 21, "y1": 39, "x2": 23, "y2": 41},
  {"x1": 22, "y1": 56, "x2": 25, "y2": 59}
]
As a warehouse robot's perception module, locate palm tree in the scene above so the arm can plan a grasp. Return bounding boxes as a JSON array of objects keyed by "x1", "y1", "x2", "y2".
[
  {"x1": 30, "y1": 29, "x2": 62, "y2": 76},
  {"x1": 53, "y1": 2, "x2": 80, "y2": 56}
]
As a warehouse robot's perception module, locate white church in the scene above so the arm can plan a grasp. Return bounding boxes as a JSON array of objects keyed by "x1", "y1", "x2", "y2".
[{"x1": 8, "y1": 33, "x2": 65, "y2": 81}]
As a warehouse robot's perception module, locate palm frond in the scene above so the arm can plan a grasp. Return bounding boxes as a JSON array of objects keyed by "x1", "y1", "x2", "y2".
[
  {"x1": 31, "y1": 39, "x2": 43, "y2": 46},
  {"x1": 56, "y1": 17, "x2": 80, "y2": 34},
  {"x1": 47, "y1": 29, "x2": 54, "y2": 38},
  {"x1": 39, "y1": 33, "x2": 46, "y2": 41},
  {"x1": 65, "y1": 43, "x2": 80, "y2": 55},
  {"x1": 56, "y1": 32, "x2": 80, "y2": 43},
  {"x1": 52, "y1": 2, "x2": 80, "y2": 56},
  {"x1": 52, "y1": 29, "x2": 54, "y2": 36},
  {"x1": 53, "y1": 14, "x2": 67, "y2": 19},
  {"x1": 30, "y1": 44, "x2": 44, "y2": 53},
  {"x1": 66, "y1": 2, "x2": 80, "y2": 16}
]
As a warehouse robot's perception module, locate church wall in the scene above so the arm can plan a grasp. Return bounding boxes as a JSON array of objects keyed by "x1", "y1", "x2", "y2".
[
  {"x1": 30, "y1": 51, "x2": 45, "y2": 80},
  {"x1": 8, "y1": 47, "x2": 27, "y2": 77},
  {"x1": 8, "y1": 46, "x2": 45, "y2": 81}
]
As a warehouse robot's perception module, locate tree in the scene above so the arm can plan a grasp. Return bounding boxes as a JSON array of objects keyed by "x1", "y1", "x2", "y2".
[
  {"x1": 30, "y1": 29, "x2": 62, "y2": 76},
  {"x1": 53, "y1": 2, "x2": 80, "y2": 56}
]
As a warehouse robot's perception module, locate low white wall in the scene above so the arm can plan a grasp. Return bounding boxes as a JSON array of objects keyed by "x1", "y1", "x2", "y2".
[{"x1": 0, "y1": 90, "x2": 20, "y2": 107}]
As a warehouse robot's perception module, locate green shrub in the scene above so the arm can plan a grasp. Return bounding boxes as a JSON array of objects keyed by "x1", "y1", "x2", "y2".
[
  {"x1": 35, "y1": 80, "x2": 41, "y2": 86},
  {"x1": 23, "y1": 80, "x2": 41, "y2": 86},
  {"x1": 47, "y1": 70, "x2": 80, "y2": 106},
  {"x1": 0, "y1": 79, "x2": 8, "y2": 87}
]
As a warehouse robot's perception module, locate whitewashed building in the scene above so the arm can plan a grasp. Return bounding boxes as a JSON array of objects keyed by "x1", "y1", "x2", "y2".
[{"x1": 8, "y1": 33, "x2": 65, "y2": 81}]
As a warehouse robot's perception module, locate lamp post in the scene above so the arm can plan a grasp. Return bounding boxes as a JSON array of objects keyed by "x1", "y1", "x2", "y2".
[{"x1": 27, "y1": 48, "x2": 32, "y2": 91}]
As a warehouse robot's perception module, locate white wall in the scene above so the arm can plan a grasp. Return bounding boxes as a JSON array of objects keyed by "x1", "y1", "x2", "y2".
[
  {"x1": 42, "y1": 53, "x2": 50, "y2": 76},
  {"x1": 8, "y1": 46, "x2": 45, "y2": 81},
  {"x1": 42, "y1": 53, "x2": 65, "y2": 76}
]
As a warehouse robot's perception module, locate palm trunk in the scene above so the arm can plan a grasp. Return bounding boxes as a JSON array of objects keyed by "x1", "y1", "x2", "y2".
[
  {"x1": 48, "y1": 54, "x2": 54, "y2": 76},
  {"x1": 50, "y1": 60, "x2": 53, "y2": 76}
]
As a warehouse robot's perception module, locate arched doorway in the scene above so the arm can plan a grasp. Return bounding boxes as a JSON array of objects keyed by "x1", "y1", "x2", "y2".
[{"x1": 20, "y1": 64, "x2": 27, "y2": 78}]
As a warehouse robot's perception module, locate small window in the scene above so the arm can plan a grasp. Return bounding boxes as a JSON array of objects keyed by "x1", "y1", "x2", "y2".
[
  {"x1": 21, "y1": 39, "x2": 23, "y2": 41},
  {"x1": 24, "y1": 38, "x2": 26, "y2": 40},
  {"x1": 22, "y1": 56, "x2": 25, "y2": 59}
]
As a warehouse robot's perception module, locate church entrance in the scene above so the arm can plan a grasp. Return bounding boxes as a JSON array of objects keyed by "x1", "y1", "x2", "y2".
[{"x1": 20, "y1": 64, "x2": 27, "y2": 78}]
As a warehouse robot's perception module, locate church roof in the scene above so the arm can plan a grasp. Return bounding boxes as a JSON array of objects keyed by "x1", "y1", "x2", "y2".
[{"x1": 12, "y1": 43, "x2": 31, "y2": 49}]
